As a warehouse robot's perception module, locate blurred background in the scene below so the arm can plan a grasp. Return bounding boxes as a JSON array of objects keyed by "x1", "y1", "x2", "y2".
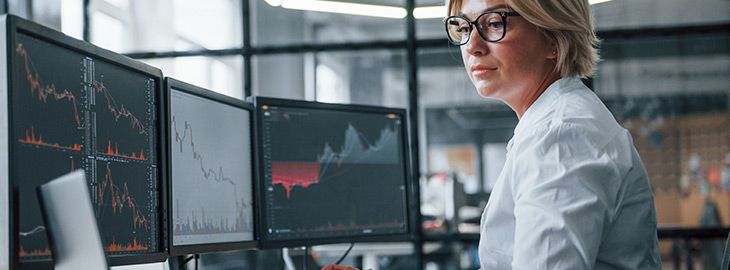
[{"x1": 3, "y1": 0, "x2": 729, "y2": 269}]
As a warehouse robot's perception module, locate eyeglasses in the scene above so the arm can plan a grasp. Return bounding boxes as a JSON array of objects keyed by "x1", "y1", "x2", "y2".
[{"x1": 444, "y1": 11, "x2": 521, "y2": 45}]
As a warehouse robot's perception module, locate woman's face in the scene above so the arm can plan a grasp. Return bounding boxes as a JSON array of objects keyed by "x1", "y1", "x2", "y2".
[{"x1": 460, "y1": 0, "x2": 555, "y2": 102}]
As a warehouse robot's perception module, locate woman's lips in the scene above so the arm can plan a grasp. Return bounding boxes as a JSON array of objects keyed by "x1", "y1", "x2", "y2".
[{"x1": 471, "y1": 65, "x2": 497, "y2": 76}]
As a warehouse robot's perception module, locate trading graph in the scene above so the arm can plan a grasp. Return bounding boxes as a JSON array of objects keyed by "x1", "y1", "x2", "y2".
[
  {"x1": 91, "y1": 161, "x2": 156, "y2": 253},
  {"x1": 15, "y1": 44, "x2": 83, "y2": 128},
  {"x1": 271, "y1": 122, "x2": 401, "y2": 199},
  {"x1": 170, "y1": 89, "x2": 254, "y2": 247},
  {"x1": 17, "y1": 126, "x2": 84, "y2": 152},
  {"x1": 14, "y1": 149, "x2": 81, "y2": 261},
  {"x1": 260, "y1": 104, "x2": 408, "y2": 241},
  {"x1": 11, "y1": 32, "x2": 159, "y2": 262}
]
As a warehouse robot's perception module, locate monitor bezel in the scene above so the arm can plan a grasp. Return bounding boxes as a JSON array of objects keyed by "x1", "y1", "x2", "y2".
[
  {"x1": 253, "y1": 97, "x2": 414, "y2": 249},
  {"x1": 4, "y1": 15, "x2": 168, "y2": 269},
  {"x1": 165, "y1": 77, "x2": 258, "y2": 256}
]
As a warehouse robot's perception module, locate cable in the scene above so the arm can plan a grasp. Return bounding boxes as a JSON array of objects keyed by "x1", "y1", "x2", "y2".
[
  {"x1": 195, "y1": 254, "x2": 200, "y2": 270},
  {"x1": 303, "y1": 246, "x2": 309, "y2": 270},
  {"x1": 282, "y1": 248, "x2": 296, "y2": 270},
  {"x1": 179, "y1": 255, "x2": 195, "y2": 270},
  {"x1": 335, "y1": 242, "x2": 355, "y2": 265}
]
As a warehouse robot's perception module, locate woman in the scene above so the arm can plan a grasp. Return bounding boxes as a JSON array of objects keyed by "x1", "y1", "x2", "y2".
[{"x1": 325, "y1": 0, "x2": 661, "y2": 269}]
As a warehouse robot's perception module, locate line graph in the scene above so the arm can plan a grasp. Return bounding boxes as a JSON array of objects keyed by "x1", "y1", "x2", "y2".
[
  {"x1": 96, "y1": 162, "x2": 150, "y2": 231},
  {"x1": 18, "y1": 226, "x2": 45, "y2": 237},
  {"x1": 316, "y1": 123, "x2": 398, "y2": 179},
  {"x1": 92, "y1": 80, "x2": 146, "y2": 135},
  {"x1": 172, "y1": 116, "x2": 237, "y2": 186},
  {"x1": 169, "y1": 89, "x2": 254, "y2": 246},
  {"x1": 15, "y1": 43, "x2": 83, "y2": 128},
  {"x1": 260, "y1": 106, "x2": 409, "y2": 239},
  {"x1": 270, "y1": 123, "x2": 398, "y2": 199},
  {"x1": 16, "y1": 153, "x2": 81, "y2": 260},
  {"x1": 13, "y1": 33, "x2": 161, "y2": 262},
  {"x1": 171, "y1": 116, "x2": 253, "y2": 235}
]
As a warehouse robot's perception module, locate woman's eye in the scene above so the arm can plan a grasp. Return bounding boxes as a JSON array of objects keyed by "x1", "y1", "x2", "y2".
[{"x1": 487, "y1": 21, "x2": 503, "y2": 29}]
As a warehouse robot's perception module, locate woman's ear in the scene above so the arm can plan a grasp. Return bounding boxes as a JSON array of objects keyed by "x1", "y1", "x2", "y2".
[{"x1": 547, "y1": 43, "x2": 558, "y2": 60}]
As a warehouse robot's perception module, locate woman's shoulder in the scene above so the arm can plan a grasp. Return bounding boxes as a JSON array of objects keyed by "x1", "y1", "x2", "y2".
[
  {"x1": 515, "y1": 101, "x2": 625, "y2": 159},
  {"x1": 553, "y1": 87, "x2": 624, "y2": 145}
]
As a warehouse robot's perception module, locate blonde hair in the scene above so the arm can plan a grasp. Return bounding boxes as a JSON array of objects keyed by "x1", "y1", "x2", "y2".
[{"x1": 447, "y1": 0, "x2": 600, "y2": 78}]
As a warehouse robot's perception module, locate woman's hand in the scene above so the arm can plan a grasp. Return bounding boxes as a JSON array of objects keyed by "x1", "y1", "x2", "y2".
[{"x1": 321, "y1": 264, "x2": 359, "y2": 270}]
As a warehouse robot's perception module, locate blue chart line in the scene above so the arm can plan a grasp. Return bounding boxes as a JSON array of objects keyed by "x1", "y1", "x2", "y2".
[{"x1": 316, "y1": 123, "x2": 399, "y2": 180}]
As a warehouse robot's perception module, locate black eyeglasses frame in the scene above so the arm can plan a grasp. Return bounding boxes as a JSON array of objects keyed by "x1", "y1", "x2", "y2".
[{"x1": 444, "y1": 11, "x2": 521, "y2": 45}]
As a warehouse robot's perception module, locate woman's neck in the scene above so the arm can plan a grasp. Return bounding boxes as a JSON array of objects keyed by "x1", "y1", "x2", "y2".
[{"x1": 511, "y1": 72, "x2": 562, "y2": 119}]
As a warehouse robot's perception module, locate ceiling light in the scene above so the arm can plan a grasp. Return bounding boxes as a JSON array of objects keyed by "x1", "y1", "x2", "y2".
[
  {"x1": 588, "y1": 0, "x2": 613, "y2": 4},
  {"x1": 414, "y1": 6, "x2": 446, "y2": 19},
  {"x1": 265, "y1": 1, "x2": 613, "y2": 19},
  {"x1": 280, "y1": 0, "x2": 407, "y2": 19}
]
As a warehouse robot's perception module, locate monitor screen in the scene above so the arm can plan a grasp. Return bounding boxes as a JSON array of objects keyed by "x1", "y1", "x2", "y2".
[
  {"x1": 255, "y1": 97, "x2": 411, "y2": 248},
  {"x1": 167, "y1": 78, "x2": 256, "y2": 254},
  {"x1": 3, "y1": 16, "x2": 165, "y2": 268}
]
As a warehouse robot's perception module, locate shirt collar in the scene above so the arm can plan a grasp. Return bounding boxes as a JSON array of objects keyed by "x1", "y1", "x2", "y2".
[{"x1": 507, "y1": 77, "x2": 582, "y2": 151}]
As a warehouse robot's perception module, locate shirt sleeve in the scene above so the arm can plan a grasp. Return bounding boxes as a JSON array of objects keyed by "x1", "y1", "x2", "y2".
[{"x1": 510, "y1": 123, "x2": 621, "y2": 269}]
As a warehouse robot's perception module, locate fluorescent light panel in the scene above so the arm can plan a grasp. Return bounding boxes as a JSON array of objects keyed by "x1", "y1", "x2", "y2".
[
  {"x1": 279, "y1": 0, "x2": 406, "y2": 18},
  {"x1": 589, "y1": 0, "x2": 613, "y2": 4},
  {"x1": 266, "y1": 0, "x2": 613, "y2": 19},
  {"x1": 414, "y1": 6, "x2": 446, "y2": 19}
]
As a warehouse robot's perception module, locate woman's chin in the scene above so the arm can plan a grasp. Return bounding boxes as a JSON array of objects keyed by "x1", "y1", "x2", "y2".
[{"x1": 476, "y1": 86, "x2": 498, "y2": 98}]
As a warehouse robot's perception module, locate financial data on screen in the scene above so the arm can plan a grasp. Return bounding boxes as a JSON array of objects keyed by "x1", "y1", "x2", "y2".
[
  {"x1": 258, "y1": 102, "x2": 409, "y2": 242},
  {"x1": 169, "y1": 88, "x2": 254, "y2": 247},
  {"x1": 11, "y1": 32, "x2": 160, "y2": 262}
]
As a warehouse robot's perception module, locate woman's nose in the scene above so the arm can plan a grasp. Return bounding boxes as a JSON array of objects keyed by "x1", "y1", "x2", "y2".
[{"x1": 463, "y1": 27, "x2": 488, "y2": 56}]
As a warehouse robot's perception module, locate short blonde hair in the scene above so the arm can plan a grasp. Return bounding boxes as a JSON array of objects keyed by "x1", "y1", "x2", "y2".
[{"x1": 447, "y1": 0, "x2": 600, "y2": 78}]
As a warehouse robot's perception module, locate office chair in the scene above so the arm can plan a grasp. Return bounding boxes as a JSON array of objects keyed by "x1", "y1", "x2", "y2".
[{"x1": 37, "y1": 170, "x2": 109, "y2": 270}]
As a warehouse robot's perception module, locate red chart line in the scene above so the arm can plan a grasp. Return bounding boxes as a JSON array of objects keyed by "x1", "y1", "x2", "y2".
[
  {"x1": 97, "y1": 163, "x2": 150, "y2": 231},
  {"x1": 15, "y1": 44, "x2": 82, "y2": 128},
  {"x1": 92, "y1": 81, "x2": 146, "y2": 135}
]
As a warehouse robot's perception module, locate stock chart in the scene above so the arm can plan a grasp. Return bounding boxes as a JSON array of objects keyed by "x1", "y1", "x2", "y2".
[
  {"x1": 259, "y1": 103, "x2": 409, "y2": 241},
  {"x1": 169, "y1": 89, "x2": 254, "y2": 247},
  {"x1": 11, "y1": 32, "x2": 159, "y2": 262}
]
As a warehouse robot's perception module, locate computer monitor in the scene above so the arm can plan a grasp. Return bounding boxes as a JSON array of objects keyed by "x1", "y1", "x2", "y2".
[
  {"x1": 37, "y1": 170, "x2": 109, "y2": 270},
  {"x1": 253, "y1": 97, "x2": 413, "y2": 248},
  {"x1": 165, "y1": 78, "x2": 256, "y2": 255},
  {"x1": 0, "y1": 15, "x2": 167, "y2": 269}
]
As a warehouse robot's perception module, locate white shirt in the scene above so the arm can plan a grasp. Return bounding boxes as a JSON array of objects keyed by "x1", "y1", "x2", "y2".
[{"x1": 478, "y1": 77, "x2": 661, "y2": 269}]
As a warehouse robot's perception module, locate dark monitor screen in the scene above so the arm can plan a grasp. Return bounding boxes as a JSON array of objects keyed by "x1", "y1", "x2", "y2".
[
  {"x1": 255, "y1": 97, "x2": 412, "y2": 248},
  {"x1": 166, "y1": 78, "x2": 256, "y2": 255},
  {"x1": 2, "y1": 15, "x2": 166, "y2": 268}
]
